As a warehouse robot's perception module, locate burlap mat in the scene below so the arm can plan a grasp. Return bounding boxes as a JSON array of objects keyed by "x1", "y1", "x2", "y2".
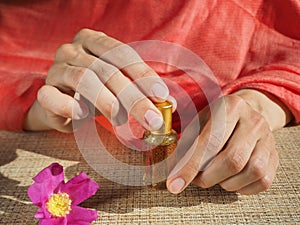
[{"x1": 0, "y1": 124, "x2": 299, "y2": 224}]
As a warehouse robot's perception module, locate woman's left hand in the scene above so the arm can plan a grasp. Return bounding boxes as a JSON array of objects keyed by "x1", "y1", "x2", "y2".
[{"x1": 166, "y1": 89, "x2": 292, "y2": 195}]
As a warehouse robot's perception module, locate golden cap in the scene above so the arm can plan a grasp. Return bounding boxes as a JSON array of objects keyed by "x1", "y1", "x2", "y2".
[{"x1": 152, "y1": 101, "x2": 173, "y2": 134}]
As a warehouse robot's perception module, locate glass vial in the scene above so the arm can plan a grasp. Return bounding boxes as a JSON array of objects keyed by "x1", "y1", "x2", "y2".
[{"x1": 143, "y1": 101, "x2": 178, "y2": 189}]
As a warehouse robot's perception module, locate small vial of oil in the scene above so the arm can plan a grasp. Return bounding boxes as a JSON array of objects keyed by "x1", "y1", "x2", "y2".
[{"x1": 143, "y1": 101, "x2": 178, "y2": 189}]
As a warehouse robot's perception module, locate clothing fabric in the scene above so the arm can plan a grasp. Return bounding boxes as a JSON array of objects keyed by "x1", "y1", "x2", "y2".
[{"x1": 0, "y1": 0, "x2": 299, "y2": 131}]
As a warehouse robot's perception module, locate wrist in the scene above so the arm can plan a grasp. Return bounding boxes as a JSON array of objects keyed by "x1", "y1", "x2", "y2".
[{"x1": 232, "y1": 89, "x2": 292, "y2": 131}]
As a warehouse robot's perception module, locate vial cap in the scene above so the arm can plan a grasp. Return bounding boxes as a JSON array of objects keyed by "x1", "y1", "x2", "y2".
[{"x1": 152, "y1": 101, "x2": 172, "y2": 135}]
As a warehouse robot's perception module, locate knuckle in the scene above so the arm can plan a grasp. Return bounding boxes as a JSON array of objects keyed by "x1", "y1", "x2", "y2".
[
  {"x1": 66, "y1": 67, "x2": 90, "y2": 89},
  {"x1": 55, "y1": 43, "x2": 79, "y2": 61},
  {"x1": 57, "y1": 43, "x2": 73, "y2": 52},
  {"x1": 225, "y1": 151, "x2": 246, "y2": 174},
  {"x1": 79, "y1": 28, "x2": 92, "y2": 34},
  {"x1": 259, "y1": 175, "x2": 273, "y2": 190},
  {"x1": 74, "y1": 29, "x2": 107, "y2": 44},
  {"x1": 76, "y1": 28, "x2": 93, "y2": 39},
  {"x1": 37, "y1": 86, "x2": 50, "y2": 105},
  {"x1": 250, "y1": 158, "x2": 266, "y2": 178}
]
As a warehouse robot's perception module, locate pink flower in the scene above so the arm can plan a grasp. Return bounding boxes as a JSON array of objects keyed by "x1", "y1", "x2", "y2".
[{"x1": 28, "y1": 163, "x2": 99, "y2": 225}]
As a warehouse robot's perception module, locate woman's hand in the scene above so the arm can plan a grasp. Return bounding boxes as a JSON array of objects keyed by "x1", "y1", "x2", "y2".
[
  {"x1": 23, "y1": 29, "x2": 175, "y2": 132},
  {"x1": 167, "y1": 89, "x2": 292, "y2": 195}
]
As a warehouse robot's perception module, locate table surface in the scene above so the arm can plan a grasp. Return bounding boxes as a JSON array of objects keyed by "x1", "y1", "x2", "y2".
[{"x1": 0, "y1": 123, "x2": 299, "y2": 224}]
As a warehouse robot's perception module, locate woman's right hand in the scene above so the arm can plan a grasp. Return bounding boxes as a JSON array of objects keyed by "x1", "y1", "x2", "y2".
[{"x1": 24, "y1": 29, "x2": 174, "y2": 132}]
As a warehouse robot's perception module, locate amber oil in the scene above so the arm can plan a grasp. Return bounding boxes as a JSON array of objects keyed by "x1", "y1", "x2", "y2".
[{"x1": 143, "y1": 101, "x2": 178, "y2": 189}]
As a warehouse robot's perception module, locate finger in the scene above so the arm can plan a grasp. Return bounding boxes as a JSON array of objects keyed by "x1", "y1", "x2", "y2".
[
  {"x1": 47, "y1": 65, "x2": 128, "y2": 126},
  {"x1": 193, "y1": 109, "x2": 270, "y2": 189},
  {"x1": 75, "y1": 29, "x2": 171, "y2": 103},
  {"x1": 237, "y1": 149, "x2": 278, "y2": 195},
  {"x1": 167, "y1": 95, "x2": 177, "y2": 113},
  {"x1": 37, "y1": 85, "x2": 89, "y2": 120},
  {"x1": 219, "y1": 133, "x2": 274, "y2": 191},
  {"x1": 52, "y1": 49, "x2": 164, "y2": 131},
  {"x1": 166, "y1": 97, "x2": 239, "y2": 194}
]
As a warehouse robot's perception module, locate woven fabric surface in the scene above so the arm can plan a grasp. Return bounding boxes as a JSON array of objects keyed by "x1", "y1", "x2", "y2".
[{"x1": 0, "y1": 124, "x2": 299, "y2": 224}]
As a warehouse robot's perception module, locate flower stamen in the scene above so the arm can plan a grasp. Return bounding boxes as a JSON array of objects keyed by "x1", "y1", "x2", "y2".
[{"x1": 46, "y1": 193, "x2": 72, "y2": 217}]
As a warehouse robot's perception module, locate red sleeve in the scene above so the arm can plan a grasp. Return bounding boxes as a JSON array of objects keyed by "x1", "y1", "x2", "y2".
[
  {"x1": 0, "y1": 2, "x2": 54, "y2": 131},
  {"x1": 0, "y1": 0, "x2": 299, "y2": 131},
  {"x1": 0, "y1": 69, "x2": 45, "y2": 131},
  {"x1": 223, "y1": 0, "x2": 300, "y2": 124}
]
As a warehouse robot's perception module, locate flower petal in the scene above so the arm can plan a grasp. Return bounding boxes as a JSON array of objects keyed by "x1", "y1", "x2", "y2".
[
  {"x1": 33, "y1": 163, "x2": 64, "y2": 183},
  {"x1": 60, "y1": 172, "x2": 99, "y2": 205},
  {"x1": 28, "y1": 182, "x2": 48, "y2": 207},
  {"x1": 34, "y1": 208, "x2": 45, "y2": 219},
  {"x1": 33, "y1": 201, "x2": 51, "y2": 219},
  {"x1": 38, "y1": 217, "x2": 67, "y2": 225},
  {"x1": 28, "y1": 163, "x2": 65, "y2": 206},
  {"x1": 67, "y1": 205, "x2": 98, "y2": 224}
]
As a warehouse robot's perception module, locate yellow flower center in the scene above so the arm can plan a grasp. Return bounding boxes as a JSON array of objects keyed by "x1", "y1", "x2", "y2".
[{"x1": 46, "y1": 193, "x2": 72, "y2": 217}]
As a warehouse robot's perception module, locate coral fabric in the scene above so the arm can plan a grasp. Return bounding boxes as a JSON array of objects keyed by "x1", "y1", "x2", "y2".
[{"x1": 0, "y1": 0, "x2": 299, "y2": 131}]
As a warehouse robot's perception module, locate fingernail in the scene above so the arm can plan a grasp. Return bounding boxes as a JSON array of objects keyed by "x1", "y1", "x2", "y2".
[
  {"x1": 151, "y1": 83, "x2": 169, "y2": 99},
  {"x1": 75, "y1": 105, "x2": 89, "y2": 119},
  {"x1": 169, "y1": 178, "x2": 185, "y2": 194},
  {"x1": 144, "y1": 110, "x2": 163, "y2": 130}
]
